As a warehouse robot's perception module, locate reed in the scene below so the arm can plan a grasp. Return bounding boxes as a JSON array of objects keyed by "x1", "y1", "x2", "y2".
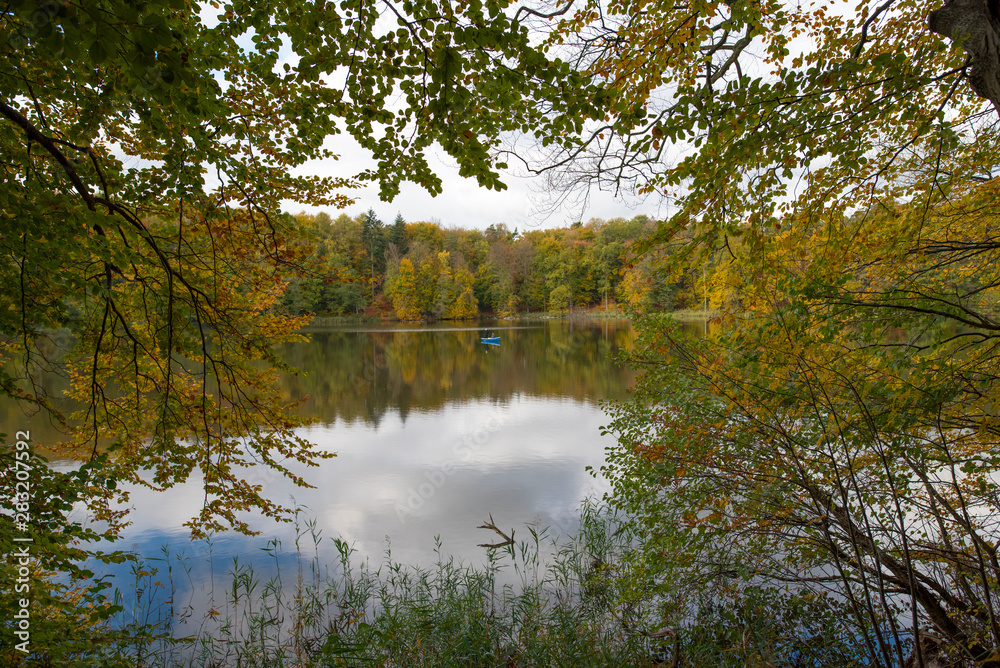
[{"x1": 91, "y1": 502, "x2": 653, "y2": 667}]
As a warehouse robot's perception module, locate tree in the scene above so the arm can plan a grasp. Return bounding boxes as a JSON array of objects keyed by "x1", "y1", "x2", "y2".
[
  {"x1": 386, "y1": 258, "x2": 421, "y2": 321},
  {"x1": 553, "y1": 0, "x2": 1000, "y2": 663},
  {"x1": 360, "y1": 209, "x2": 386, "y2": 302},
  {"x1": 433, "y1": 251, "x2": 479, "y2": 319},
  {"x1": 390, "y1": 212, "x2": 410, "y2": 256},
  {"x1": 0, "y1": 0, "x2": 613, "y2": 652},
  {"x1": 548, "y1": 284, "x2": 572, "y2": 312},
  {"x1": 0, "y1": 0, "x2": 630, "y2": 659},
  {"x1": 607, "y1": 194, "x2": 1000, "y2": 666},
  {"x1": 537, "y1": 0, "x2": 999, "y2": 267},
  {"x1": 929, "y1": 0, "x2": 1000, "y2": 113},
  {"x1": 0, "y1": 0, "x2": 607, "y2": 540}
]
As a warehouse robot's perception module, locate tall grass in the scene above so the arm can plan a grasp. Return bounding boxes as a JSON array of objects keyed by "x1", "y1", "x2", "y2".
[
  {"x1": 94, "y1": 502, "x2": 654, "y2": 667},
  {"x1": 20, "y1": 500, "x2": 883, "y2": 667}
]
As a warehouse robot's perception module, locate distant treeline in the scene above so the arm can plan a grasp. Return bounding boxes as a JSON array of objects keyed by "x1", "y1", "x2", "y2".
[{"x1": 282, "y1": 211, "x2": 734, "y2": 319}]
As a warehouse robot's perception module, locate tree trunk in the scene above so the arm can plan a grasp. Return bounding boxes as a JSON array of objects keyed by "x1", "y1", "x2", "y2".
[{"x1": 929, "y1": 0, "x2": 1000, "y2": 115}]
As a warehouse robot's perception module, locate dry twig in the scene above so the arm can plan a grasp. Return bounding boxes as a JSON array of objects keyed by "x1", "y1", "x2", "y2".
[{"x1": 477, "y1": 513, "x2": 515, "y2": 549}]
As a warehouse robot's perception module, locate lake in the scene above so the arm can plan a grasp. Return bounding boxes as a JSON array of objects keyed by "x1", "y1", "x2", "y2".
[{"x1": 81, "y1": 318, "x2": 642, "y2": 597}]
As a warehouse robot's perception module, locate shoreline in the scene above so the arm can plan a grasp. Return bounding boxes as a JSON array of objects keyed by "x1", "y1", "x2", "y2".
[{"x1": 301, "y1": 308, "x2": 719, "y2": 330}]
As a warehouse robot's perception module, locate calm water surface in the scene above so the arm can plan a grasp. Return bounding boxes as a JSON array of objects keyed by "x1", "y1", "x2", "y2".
[{"x1": 105, "y1": 319, "x2": 641, "y2": 577}]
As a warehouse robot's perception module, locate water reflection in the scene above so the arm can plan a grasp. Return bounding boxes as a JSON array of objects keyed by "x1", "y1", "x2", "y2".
[
  {"x1": 91, "y1": 320, "x2": 637, "y2": 619},
  {"x1": 101, "y1": 320, "x2": 634, "y2": 564},
  {"x1": 280, "y1": 319, "x2": 637, "y2": 426},
  {"x1": 114, "y1": 394, "x2": 615, "y2": 566}
]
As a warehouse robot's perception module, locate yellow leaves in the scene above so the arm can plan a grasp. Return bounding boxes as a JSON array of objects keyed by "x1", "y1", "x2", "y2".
[
  {"x1": 387, "y1": 258, "x2": 421, "y2": 321},
  {"x1": 49, "y1": 204, "x2": 328, "y2": 533}
]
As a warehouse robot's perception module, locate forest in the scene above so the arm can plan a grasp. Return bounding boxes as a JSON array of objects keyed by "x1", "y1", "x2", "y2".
[{"x1": 279, "y1": 211, "x2": 722, "y2": 319}]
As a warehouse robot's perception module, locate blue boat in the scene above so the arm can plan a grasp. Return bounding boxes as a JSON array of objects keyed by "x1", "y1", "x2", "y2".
[{"x1": 481, "y1": 336, "x2": 500, "y2": 345}]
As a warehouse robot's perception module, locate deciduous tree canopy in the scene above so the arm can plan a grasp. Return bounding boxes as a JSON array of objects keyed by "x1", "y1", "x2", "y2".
[
  {"x1": 0, "y1": 0, "x2": 604, "y2": 533},
  {"x1": 571, "y1": 0, "x2": 1000, "y2": 664}
]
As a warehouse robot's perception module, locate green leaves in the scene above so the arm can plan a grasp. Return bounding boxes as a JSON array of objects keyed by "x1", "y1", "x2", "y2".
[
  {"x1": 604, "y1": 180, "x2": 1000, "y2": 660},
  {"x1": 1, "y1": 0, "x2": 612, "y2": 541}
]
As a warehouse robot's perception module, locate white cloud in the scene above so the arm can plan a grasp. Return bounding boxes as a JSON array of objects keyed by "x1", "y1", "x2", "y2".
[
  {"x1": 283, "y1": 135, "x2": 659, "y2": 230},
  {"x1": 108, "y1": 397, "x2": 614, "y2": 567}
]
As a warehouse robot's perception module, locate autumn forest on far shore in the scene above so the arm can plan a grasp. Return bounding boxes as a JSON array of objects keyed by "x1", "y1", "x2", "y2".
[{"x1": 281, "y1": 211, "x2": 730, "y2": 320}]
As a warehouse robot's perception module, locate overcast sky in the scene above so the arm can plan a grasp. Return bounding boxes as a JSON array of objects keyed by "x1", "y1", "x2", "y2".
[
  {"x1": 283, "y1": 135, "x2": 662, "y2": 232},
  {"x1": 231, "y1": 0, "x2": 663, "y2": 233}
]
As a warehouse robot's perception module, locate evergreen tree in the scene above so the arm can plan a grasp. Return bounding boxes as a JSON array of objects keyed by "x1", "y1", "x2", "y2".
[
  {"x1": 360, "y1": 209, "x2": 386, "y2": 301},
  {"x1": 391, "y1": 213, "x2": 409, "y2": 256}
]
